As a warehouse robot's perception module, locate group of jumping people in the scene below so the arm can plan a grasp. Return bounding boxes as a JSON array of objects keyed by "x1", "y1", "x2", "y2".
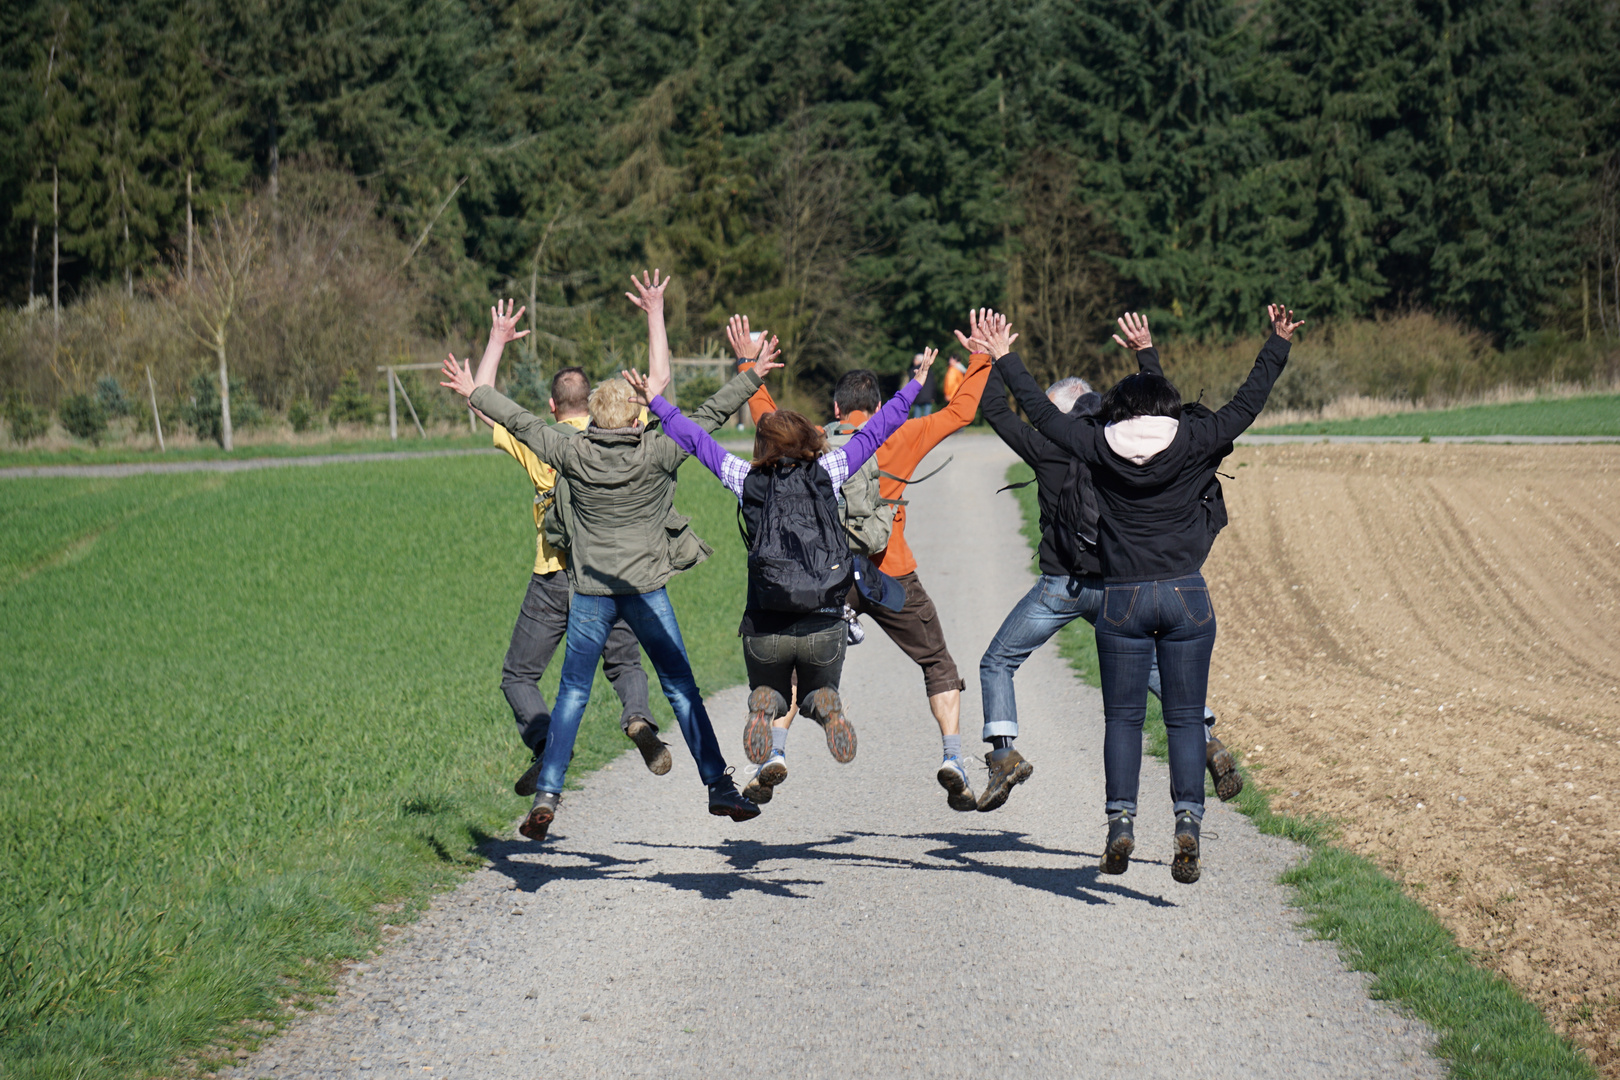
[{"x1": 439, "y1": 270, "x2": 1303, "y2": 884}]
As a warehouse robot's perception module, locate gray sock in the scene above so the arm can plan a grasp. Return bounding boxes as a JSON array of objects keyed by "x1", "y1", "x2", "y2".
[
  {"x1": 770, "y1": 727, "x2": 789, "y2": 754},
  {"x1": 1204, "y1": 715, "x2": 1215, "y2": 743},
  {"x1": 942, "y1": 734, "x2": 961, "y2": 759}
]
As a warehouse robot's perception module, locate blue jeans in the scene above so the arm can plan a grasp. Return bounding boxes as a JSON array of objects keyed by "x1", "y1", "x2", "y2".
[
  {"x1": 979, "y1": 574, "x2": 1214, "y2": 740},
  {"x1": 536, "y1": 589, "x2": 728, "y2": 794},
  {"x1": 1095, "y1": 574, "x2": 1216, "y2": 820}
]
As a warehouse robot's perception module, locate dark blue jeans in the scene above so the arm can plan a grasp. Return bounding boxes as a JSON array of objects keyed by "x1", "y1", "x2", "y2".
[
  {"x1": 1095, "y1": 574, "x2": 1216, "y2": 820},
  {"x1": 978, "y1": 574, "x2": 1215, "y2": 740},
  {"x1": 536, "y1": 588, "x2": 728, "y2": 795}
]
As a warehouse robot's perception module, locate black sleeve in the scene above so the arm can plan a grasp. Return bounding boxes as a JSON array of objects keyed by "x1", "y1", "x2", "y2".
[
  {"x1": 1204, "y1": 334, "x2": 1291, "y2": 448},
  {"x1": 994, "y1": 352, "x2": 1100, "y2": 462},
  {"x1": 1136, "y1": 346, "x2": 1164, "y2": 376},
  {"x1": 981, "y1": 364, "x2": 1045, "y2": 468}
]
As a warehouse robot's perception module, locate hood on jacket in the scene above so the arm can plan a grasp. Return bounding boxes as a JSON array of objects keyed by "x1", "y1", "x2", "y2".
[{"x1": 1104, "y1": 415, "x2": 1180, "y2": 465}]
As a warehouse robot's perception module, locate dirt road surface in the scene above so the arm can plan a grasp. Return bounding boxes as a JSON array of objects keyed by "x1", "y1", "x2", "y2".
[
  {"x1": 1203, "y1": 443, "x2": 1620, "y2": 1073},
  {"x1": 225, "y1": 434, "x2": 1440, "y2": 1080}
]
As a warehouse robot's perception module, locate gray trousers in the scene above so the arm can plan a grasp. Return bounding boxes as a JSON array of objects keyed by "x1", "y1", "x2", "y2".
[{"x1": 501, "y1": 570, "x2": 653, "y2": 754}]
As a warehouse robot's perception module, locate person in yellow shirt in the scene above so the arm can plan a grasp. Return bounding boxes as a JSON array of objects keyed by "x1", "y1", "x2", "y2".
[{"x1": 470, "y1": 300, "x2": 664, "y2": 798}]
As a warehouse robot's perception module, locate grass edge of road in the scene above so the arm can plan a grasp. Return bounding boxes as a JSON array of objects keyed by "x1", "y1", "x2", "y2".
[{"x1": 1003, "y1": 461, "x2": 1596, "y2": 1080}]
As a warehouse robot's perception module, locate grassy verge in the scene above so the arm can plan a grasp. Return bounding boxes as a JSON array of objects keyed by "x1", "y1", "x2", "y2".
[
  {"x1": 0, "y1": 455, "x2": 746, "y2": 1079},
  {"x1": 0, "y1": 432, "x2": 493, "y2": 468},
  {"x1": 1253, "y1": 392, "x2": 1620, "y2": 437},
  {"x1": 1004, "y1": 462, "x2": 1595, "y2": 1080}
]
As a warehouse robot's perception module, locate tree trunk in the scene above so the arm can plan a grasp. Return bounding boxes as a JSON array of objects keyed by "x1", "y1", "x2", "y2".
[
  {"x1": 120, "y1": 173, "x2": 132, "y2": 296},
  {"x1": 268, "y1": 113, "x2": 278, "y2": 202},
  {"x1": 28, "y1": 222, "x2": 37, "y2": 306},
  {"x1": 52, "y1": 166, "x2": 60, "y2": 330},
  {"x1": 185, "y1": 171, "x2": 194, "y2": 283},
  {"x1": 216, "y1": 329, "x2": 233, "y2": 451}
]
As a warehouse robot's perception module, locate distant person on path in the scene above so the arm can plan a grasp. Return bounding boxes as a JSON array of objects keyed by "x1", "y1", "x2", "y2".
[
  {"x1": 942, "y1": 356, "x2": 967, "y2": 403},
  {"x1": 440, "y1": 271, "x2": 762, "y2": 839},
  {"x1": 738, "y1": 323, "x2": 993, "y2": 810},
  {"x1": 971, "y1": 311, "x2": 1241, "y2": 813},
  {"x1": 624, "y1": 341, "x2": 930, "y2": 805},
  {"x1": 908, "y1": 352, "x2": 938, "y2": 418},
  {"x1": 990, "y1": 303, "x2": 1303, "y2": 884},
  {"x1": 465, "y1": 300, "x2": 763, "y2": 801}
]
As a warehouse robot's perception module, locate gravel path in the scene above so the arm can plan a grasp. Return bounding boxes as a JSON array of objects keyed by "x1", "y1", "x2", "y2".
[
  {"x1": 226, "y1": 433, "x2": 1441, "y2": 1080},
  {"x1": 0, "y1": 448, "x2": 497, "y2": 480},
  {"x1": 1238, "y1": 433, "x2": 1619, "y2": 444}
]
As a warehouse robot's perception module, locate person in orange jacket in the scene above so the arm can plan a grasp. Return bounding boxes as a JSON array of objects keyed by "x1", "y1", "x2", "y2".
[
  {"x1": 942, "y1": 356, "x2": 968, "y2": 403},
  {"x1": 728, "y1": 315, "x2": 993, "y2": 810}
]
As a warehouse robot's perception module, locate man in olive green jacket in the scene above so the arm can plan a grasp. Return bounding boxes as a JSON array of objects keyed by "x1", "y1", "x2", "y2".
[{"x1": 441, "y1": 271, "x2": 759, "y2": 839}]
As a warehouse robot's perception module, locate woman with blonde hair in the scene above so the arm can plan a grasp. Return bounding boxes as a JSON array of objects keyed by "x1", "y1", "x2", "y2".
[{"x1": 624, "y1": 339, "x2": 932, "y2": 804}]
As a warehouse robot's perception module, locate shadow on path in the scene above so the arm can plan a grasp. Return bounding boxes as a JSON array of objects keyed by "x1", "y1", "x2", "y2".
[{"x1": 482, "y1": 829, "x2": 1175, "y2": 909}]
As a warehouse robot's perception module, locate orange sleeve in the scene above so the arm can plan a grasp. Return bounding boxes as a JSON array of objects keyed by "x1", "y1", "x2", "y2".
[
  {"x1": 738, "y1": 361, "x2": 778, "y2": 424},
  {"x1": 899, "y1": 353, "x2": 992, "y2": 457}
]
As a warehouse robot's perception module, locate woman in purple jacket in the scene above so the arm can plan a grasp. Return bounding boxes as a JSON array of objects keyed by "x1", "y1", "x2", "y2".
[{"x1": 623, "y1": 343, "x2": 933, "y2": 804}]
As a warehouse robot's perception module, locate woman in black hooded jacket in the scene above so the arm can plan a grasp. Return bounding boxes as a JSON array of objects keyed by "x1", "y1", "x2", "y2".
[{"x1": 984, "y1": 304, "x2": 1303, "y2": 884}]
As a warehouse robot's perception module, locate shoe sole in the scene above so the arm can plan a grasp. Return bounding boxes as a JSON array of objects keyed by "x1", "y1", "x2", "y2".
[
  {"x1": 937, "y1": 764, "x2": 977, "y2": 812},
  {"x1": 626, "y1": 722, "x2": 673, "y2": 776},
  {"x1": 518, "y1": 802, "x2": 555, "y2": 842},
  {"x1": 976, "y1": 759, "x2": 1034, "y2": 812},
  {"x1": 1209, "y1": 747, "x2": 1243, "y2": 801},
  {"x1": 743, "y1": 712, "x2": 773, "y2": 765},
  {"x1": 514, "y1": 758, "x2": 542, "y2": 798},
  {"x1": 743, "y1": 760, "x2": 788, "y2": 805},
  {"x1": 710, "y1": 801, "x2": 761, "y2": 822},
  {"x1": 1100, "y1": 834, "x2": 1134, "y2": 875},
  {"x1": 821, "y1": 714, "x2": 857, "y2": 764},
  {"x1": 1171, "y1": 833, "x2": 1201, "y2": 884}
]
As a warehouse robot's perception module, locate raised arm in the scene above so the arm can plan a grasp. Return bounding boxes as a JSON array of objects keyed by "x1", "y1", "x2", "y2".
[
  {"x1": 995, "y1": 351, "x2": 1099, "y2": 462},
  {"x1": 1204, "y1": 305, "x2": 1301, "y2": 446},
  {"x1": 981, "y1": 362, "x2": 1046, "y2": 467},
  {"x1": 444, "y1": 355, "x2": 570, "y2": 463},
  {"x1": 1112, "y1": 311, "x2": 1164, "y2": 377},
  {"x1": 626, "y1": 270, "x2": 672, "y2": 400},
  {"x1": 686, "y1": 365, "x2": 766, "y2": 433},
  {"x1": 466, "y1": 298, "x2": 530, "y2": 428},
  {"x1": 833, "y1": 349, "x2": 930, "y2": 471}
]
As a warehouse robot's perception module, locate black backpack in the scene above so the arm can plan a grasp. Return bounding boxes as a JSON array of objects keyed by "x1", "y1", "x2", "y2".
[
  {"x1": 1048, "y1": 456, "x2": 1101, "y2": 572},
  {"x1": 739, "y1": 462, "x2": 855, "y2": 613}
]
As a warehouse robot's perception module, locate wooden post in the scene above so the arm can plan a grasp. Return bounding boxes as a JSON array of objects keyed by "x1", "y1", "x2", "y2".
[
  {"x1": 395, "y1": 375, "x2": 426, "y2": 438},
  {"x1": 146, "y1": 365, "x2": 164, "y2": 451},
  {"x1": 387, "y1": 367, "x2": 398, "y2": 440}
]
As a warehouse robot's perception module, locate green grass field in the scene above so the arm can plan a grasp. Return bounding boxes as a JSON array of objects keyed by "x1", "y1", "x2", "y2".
[
  {"x1": 1005, "y1": 462, "x2": 1595, "y2": 1080},
  {"x1": 1254, "y1": 392, "x2": 1620, "y2": 437},
  {"x1": 0, "y1": 455, "x2": 748, "y2": 1078}
]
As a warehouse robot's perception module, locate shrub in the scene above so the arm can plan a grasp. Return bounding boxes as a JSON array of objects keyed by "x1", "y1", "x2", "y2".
[
  {"x1": 94, "y1": 376, "x2": 131, "y2": 418},
  {"x1": 328, "y1": 370, "x2": 375, "y2": 425},
  {"x1": 288, "y1": 398, "x2": 317, "y2": 432},
  {"x1": 3, "y1": 396, "x2": 48, "y2": 444},
  {"x1": 179, "y1": 372, "x2": 263, "y2": 442},
  {"x1": 505, "y1": 360, "x2": 549, "y2": 414},
  {"x1": 677, "y1": 372, "x2": 723, "y2": 412},
  {"x1": 59, "y1": 393, "x2": 109, "y2": 445}
]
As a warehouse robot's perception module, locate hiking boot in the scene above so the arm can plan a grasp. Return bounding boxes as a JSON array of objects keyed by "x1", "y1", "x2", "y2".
[
  {"x1": 801, "y1": 687, "x2": 857, "y2": 763},
  {"x1": 976, "y1": 745, "x2": 1033, "y2": 812},
  {"x1": 625, "y1": 717, "x2": 672, "y2": 776},
  {"x1": 1206, "y1": 735, "x2": 1243, "y2": 801},
  {"x1": 1171, "y1": 811, "x2": 1202, "y2": 884},
  {"x1": 519, "y1": 791, "x2": 560, "y2": 842},
  {"x1": 1100, "y1": 813, "x2": 1135, "y2": 875},
  {"x1": 937, "y1": 756, "x2": 977, "y2": 812},
  {"x1": 708, "y1": 773, "x2": 761, "y2": 822},
  {"x1": 513, "y1": 749, "x2": 544, "y2": 797},
  {"x1": 743, "y1": 750, "x2": 788, "y2": 805},
  {"x1": 744, "y1": 687, "x2": 788, "y2": 765}
]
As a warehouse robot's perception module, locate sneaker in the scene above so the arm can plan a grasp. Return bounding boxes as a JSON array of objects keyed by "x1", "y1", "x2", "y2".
[
  {"x1": 1206, "y1": 735, "x2": 1243, "y2": 801},
  {"x1": 937, "y1": 756, "x2": 977, "y2": 812},
  {"x1": 708, "y1": 773, "x2": 761, "y2": 822},
  {"x1": 1171, "y1": 811, "x2": 1202, "y2": 884},
  {"x1": 743, "y1": 750, "x2": 788, "y2": 804},
  {"x1": 513, "y1": 750, "x2": 543, "y2": 797},
  {"x1": 802, "y1": 687, "x2": 857, "y2": 764},
  {"x1": 976, "y1": 745, "x2": 1033, "y2": 812},
  {"x1": 1100, "y1": 813, "x2": 1135, "y2": 875},
  {"x1": 744, "y1": 687, "x2": 787, "y2": 766},
  {"x1": 625, "y1": 717, "x2": 672, "y2": 775},
  {"x1": 519, "y1": 791, "x2": 560, "y2": 842},
  {"x1": 843, "y1": 605, "x2": 865, "y2": 645}
]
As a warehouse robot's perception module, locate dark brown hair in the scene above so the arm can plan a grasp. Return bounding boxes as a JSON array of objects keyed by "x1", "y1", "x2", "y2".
[
  {"x1": 751, "y1": 409, "x2": 828, "y2": 469},
  {"x1": 550, "y1": 367, "x2": 589, "y2": 413}
]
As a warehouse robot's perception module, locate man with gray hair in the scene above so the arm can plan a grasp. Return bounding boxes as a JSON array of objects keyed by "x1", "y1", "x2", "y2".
[{"x1": 971, "y1": 312, "x2": 1238, "y2": 812}]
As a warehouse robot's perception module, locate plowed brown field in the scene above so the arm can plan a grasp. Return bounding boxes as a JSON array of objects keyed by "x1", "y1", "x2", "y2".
[{"x1": 1203, "y1": 444, "x2": 1620, "y2": 1073}]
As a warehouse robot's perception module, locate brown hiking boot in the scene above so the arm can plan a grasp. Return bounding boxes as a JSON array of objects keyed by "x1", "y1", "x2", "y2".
[
  {"x1": 1171, "y1": 811, "x2": 1202, "y2": 884},
  {"x1": 1206, "y1": 735, "x2": 1243, "y2": 801},
  {"x1": 1101, "y1": 813, "x2": 1135, "y2": 875},
  {"x1": 744, "y1": 687, "x2": 787, "y2": 765},
  {"x1": 976, "y1": 746, "x2": 1033, "y2": 812},
  {"x1": 801, "y1": 687, "x2": 857, "y2": 763},
  {"x1": 743, "y1": 751, "x2": 788, "y2": 804},
  {"x1": 519, "y1": 791, "x2": 559, "y2": 842},
  {"x1": 625, "y1": 717, "x2": 672, "y2": 775}
]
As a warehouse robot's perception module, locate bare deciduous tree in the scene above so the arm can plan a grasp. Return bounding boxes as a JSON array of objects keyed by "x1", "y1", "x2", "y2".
[{"x1": 185, "y1": 204, "x2": 262, "y2": 450}]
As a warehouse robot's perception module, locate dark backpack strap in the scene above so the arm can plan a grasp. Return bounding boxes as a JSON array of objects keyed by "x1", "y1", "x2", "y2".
[{"x1": 878, "y1": 454, "x2": 953, "y2": 487}]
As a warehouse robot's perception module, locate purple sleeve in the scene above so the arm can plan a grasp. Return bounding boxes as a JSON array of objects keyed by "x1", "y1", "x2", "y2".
[
  {"x1": 648, "y1": 395, "x2": 748, "y2": 494},
  {"x1": 838, "y1": 379, "x2": 921, "y2": 472}
]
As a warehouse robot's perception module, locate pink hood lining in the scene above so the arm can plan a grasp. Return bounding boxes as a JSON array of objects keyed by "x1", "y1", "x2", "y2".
[{"x1": 1104, "y1": 415, "x2": 1180, "y2": 464}]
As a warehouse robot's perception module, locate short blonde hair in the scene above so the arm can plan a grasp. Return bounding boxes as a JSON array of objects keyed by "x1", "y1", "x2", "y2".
[{"x1": 588, "y1": 377, "x2": 640, "y2": 430}]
